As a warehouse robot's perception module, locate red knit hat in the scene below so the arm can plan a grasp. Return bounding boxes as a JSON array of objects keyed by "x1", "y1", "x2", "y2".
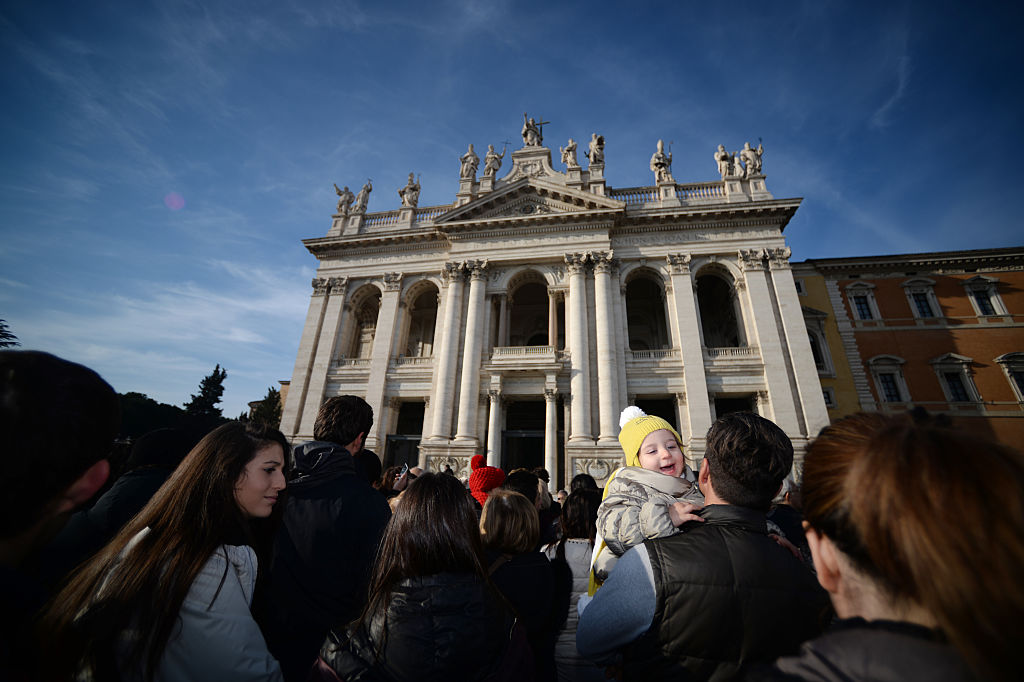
[
  {"x1": 471, "y1": 454, "x2": 486, "y2": 471},
  {"x1": 469, "y1": 466, "x2": 505, "y2": 507}
]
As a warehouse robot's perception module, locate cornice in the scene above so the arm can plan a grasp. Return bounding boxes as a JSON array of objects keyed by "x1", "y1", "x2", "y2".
[{"x1": 804, "y1": 246, "x2": 1024, "y2": 273}]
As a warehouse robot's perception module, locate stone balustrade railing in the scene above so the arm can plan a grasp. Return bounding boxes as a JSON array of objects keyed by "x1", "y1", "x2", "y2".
[
  {"x1": 330, "y1": 357, "x2": 371, "y2": 369},
  {"x1": 676, "y1": 182, "x2": 726, "y2": 201},
  {"x1": 363, "y1": 211, "x2": 400, "y2": 227},
  {"x1": 607, "y1": 186, "x2": 658, "y2": 204},
  {"x1": 491, "y1": 345, "x2": 557, "y2": 357},
  {"x1": 703, "y1": 346, "x2": 760, "y2": 359},
  {"x1": 414, "y1": 205, "x2": 450, "y2": 223},
  {"x1": 393, "y1": 355, "x2": 433, "y2": 366},
  {"x1": 629, "y1": 348, "x2": 680, "y2": 360}
]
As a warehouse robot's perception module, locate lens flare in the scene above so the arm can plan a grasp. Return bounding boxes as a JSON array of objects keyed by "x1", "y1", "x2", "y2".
[{"x1": 163, "y1": 192, "x2": 185, "y2": 210}]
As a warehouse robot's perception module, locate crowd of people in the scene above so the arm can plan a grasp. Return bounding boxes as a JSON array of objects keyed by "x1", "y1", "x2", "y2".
[{"x1": 2, "y1": 349, "x2": 1022, "y2": 681}]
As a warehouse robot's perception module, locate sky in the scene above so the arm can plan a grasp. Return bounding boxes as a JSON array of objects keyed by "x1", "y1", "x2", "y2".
[{"x1": 2, "y1": 0, "x2": 1022, "y2": 420}]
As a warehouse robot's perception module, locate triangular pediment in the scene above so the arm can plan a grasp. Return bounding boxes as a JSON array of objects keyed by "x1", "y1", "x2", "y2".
[{"x1": 435, "y1": 177, "x2": 624, "y2": 224}]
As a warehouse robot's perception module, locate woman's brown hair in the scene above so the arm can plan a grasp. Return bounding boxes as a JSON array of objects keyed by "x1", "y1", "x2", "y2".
[
  {"x1": 38, "y1": 421, "x2": 290, "y2": 681},
  {"x1": 803, "y1": 410, "x2": 1024, "y2": 681},
  {"x1": 480, "y1": 489, "x2": 539, "y2": 555}
]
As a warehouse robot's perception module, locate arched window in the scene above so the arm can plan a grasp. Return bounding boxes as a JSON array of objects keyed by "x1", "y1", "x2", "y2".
[
  {"x1": 508, "y1": 281, "x2": 549, "y2": 347},
  {"x1": 696, "y1": 272, "x2": 742, "y2": 348},
  {"x1": 405, "y1": 288, "x2": 438, "y2": 357},
  {"x1": 625, "y1": 276, "x2": 670, "y2": 350},
  {"x1": 349, "y1": 289, "x2": 381, "y2": 358}
]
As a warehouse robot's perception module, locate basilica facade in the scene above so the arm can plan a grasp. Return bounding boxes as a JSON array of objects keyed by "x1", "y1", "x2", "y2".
[{"x1": 280, "y1": 122, "x2": 828, "y2": 487}]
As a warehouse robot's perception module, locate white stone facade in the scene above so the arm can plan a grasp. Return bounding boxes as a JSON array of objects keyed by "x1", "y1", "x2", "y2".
[{"x1": 281, "y1": 128, "x2": 828, "y2": 488}]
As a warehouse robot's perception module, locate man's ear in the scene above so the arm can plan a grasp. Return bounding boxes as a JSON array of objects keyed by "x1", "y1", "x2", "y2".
[
  {"x1": 56, "y1": 459, "x2": 110, "y2": 515},
  {"x1": 804, "y1": 523, "x2": 841, "y2": 595},
  {"x1": 347, "y1": 431, "x2": 366, "y2": 455}
]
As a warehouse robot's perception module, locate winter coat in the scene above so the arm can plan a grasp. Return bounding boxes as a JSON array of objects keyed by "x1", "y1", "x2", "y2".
[
  {"x1": 746, "y1": 618, "x2": 978, "y2": 682},
  {"x1": 113, "y1": 528, "x2": 283, "y2": 682},
  {"x1": 262, "y1": 441, "x2": 392, "y2": 682},
  {"x1": 317, "y1": 572, "x2": 514, "y2": 682},
  {"x1": 623, "y1": 505, "x2": 831, "y2": 681},
  {"x1": 542, "y1": 540, "x2": 606, "y2": 682},
  {"x1": 593, "y1": 466, "x2": 704, "y2": 583}
]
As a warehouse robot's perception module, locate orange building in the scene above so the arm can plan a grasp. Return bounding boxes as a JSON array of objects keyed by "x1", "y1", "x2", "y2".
[{"x1": 804, "y1": 247, "x2": 1024, "y2": 445}]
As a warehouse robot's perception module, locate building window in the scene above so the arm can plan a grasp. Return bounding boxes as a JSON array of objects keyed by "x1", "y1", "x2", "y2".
[
  {"x1": 995, "y1": 352, "x2": 1024, "y2": 402},
  {"x1": 962, "y1": 276, "x2": 1007, "y2": 317},
  {"x1": 794, "y1": 279, "x2": 806, "y2": 295},
  {"x1": 901, "y1": 278, "x2": 941, "y2": 321},
  {"x1": 930, "y1": 353, "x2": 980, "y2": 404},
  {"x1": 822, "y1": 387, "x2": 836, "y2": 408},
  {"x1": 846, "y1": 282, "x2": 880, "y2": 321},
  {"x1": 802, "y1": 306, "x2": 834, "y2": 377},
  {"x1": 868, "y1": 355, "x2": 909, "y2": 404}
]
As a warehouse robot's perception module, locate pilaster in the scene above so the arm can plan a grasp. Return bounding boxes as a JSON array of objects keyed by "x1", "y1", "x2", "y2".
[
  {"x1": 364, "y1": 273, "x2": 403, "y2": 451},
  {"x1": 280, "y1": 277, "x2": 331, "y2": 440},
  {"x1": 666, "y1": 254, "x2": 710, "y2": 460},
  {"x1": 297, "y1": 277, "x2": 350, "y2": 438}
]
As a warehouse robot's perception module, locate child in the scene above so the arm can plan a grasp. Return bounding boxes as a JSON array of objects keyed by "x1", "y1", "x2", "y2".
[{"x1": 590, "y1": 406, "x2": 704, "y2": 588}]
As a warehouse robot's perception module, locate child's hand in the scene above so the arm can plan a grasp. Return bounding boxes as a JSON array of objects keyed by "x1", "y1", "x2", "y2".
[{"x1": 669, "y1": 501, "x2": 704, "y2": 527}]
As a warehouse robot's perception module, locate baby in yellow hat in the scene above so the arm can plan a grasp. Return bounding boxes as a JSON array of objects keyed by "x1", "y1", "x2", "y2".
[{"x1": 590, "y1": 406, "x2": 705, "y2": 588}]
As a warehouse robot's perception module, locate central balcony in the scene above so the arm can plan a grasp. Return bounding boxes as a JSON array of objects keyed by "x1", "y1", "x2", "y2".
[{"x1": 488, "y1": 345, "x2": 561, "y2": 369}]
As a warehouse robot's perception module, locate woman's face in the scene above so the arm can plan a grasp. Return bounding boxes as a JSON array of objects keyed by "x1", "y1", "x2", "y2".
[{"x1": 234, "y1": 443, "x2": 286, "y2": 518}]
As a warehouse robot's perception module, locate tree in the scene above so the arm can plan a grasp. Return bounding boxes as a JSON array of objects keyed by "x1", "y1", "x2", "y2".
[
  {"x1": 0, "y1": 319, "x2": 19, "y2": 348},
  {"x1": 183, "y1": 364, "x2": 228, "y2": 424},
  {"x1": 249, "y1": 386, "x2": 282, "y2": 428},
  {"x1": 119, "y1": 391, "x2": 187, "y2": 439}
]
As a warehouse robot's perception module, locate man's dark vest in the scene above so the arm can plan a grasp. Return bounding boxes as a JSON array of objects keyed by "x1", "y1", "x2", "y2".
[{"x1": 623, "y1": 505, "x2": 830, "y2": 681}]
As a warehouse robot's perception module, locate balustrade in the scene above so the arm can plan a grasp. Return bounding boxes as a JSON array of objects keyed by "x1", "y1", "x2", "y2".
[
  {"x1": 628, "y1": 348, "x2": 680, "y2": 360},
  {"x1": 676, "y1": 182, "x2": 726, "y2": 201},
  {"x1": 363, "y1": 210, "x2": 400, "y2": 227},
  {"x1": 703, "y1": 346, "x2": 760, "y2": 359}
]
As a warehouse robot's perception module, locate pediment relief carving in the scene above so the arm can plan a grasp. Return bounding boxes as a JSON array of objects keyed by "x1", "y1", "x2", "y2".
[{"x1": 436, "y1": 178, "x2": 624, "y2": 224}]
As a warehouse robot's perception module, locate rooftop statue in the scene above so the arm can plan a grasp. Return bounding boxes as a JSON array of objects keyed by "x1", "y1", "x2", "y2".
[
  {"x1": 650, "y1": 139, "x2": 673, "y2": 183},
  {"x1": 353, "y1": 179, "x2": 372, "y2": 214},
  {"x1": 522, "y1": 112, "x2": 547, "y2": 147},
  {"x1": 483, "y1": 144, "x2": 505, "y2": 178},
  {"x1": 560, "y1": 138, "x2": 579, "y2": 169},
  {"x1": 588, "y1": 133, "x2": 605, "y2": 165},
  {"x1": 731, "y1": 152, "x2": 745, "y2": 178},
  {"x1": 398, "y1": 172, "x2": 420, "y2": 208},
  {"x1": 740, "y1": 141, "x2": 764, "y2": 177},
  {"x1": 333, "y1": 183, "x2": 355, "y2": 215},
  {"x1": 460, "y1": 144, "x2": 479, "y2": 180},
  {"x1": 714, "y1": 144, "x2": 731, "y2": 180}
]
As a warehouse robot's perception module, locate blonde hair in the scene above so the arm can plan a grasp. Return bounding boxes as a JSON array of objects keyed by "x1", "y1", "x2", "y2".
[{"x1": 480, "y1": 489, "x2": 539, "y2": 555}]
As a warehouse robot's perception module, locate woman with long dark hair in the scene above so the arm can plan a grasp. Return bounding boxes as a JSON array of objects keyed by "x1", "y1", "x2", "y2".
[
  {"x1": 317, "y1": 472, "x2": 519, "y2": 681},
  {"x1": 755, "y1": 410, "x2": 1024, "y2": 681},
  {"x1": 39, "y1": 421, "x2": 289, "y2": 681}
]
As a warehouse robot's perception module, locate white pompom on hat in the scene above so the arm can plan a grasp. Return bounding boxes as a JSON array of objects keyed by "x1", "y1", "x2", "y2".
[{"x1": 617, "y1": 406, "x2": 683, "y2": 467}]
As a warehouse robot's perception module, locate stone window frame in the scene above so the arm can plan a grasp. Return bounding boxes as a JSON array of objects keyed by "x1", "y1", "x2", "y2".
[
  {"x1": 929, "y1": 353, "x2": 981, "y2": 404},
  {"x1": 868, "y1": 354, "x2": 910, "y2": 404},
  {"x1": 793, "y1": 278, "x2": 807, "y2": 296},
  {"x1": 802, "y1": 306, "x2": 835, "y2": 377},
  {"x1": 962, "y1": 275, "x2": 1008, "y2": 317},
  {"x1": 995, "y1": 352, "x2": 1024, "y2": 402},
  {"x1": 822, "y1": 386, "x2": 836, "y2": 409},
  {"x1": 845, "y1": 281, "x2": 881, "y2": 321},
  {"x1": 901, "y1": 277, "x2": 941, "y2": 320}
]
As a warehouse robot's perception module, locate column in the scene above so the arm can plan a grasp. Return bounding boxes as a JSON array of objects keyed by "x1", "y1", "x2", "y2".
[
  {"x1": 592, "y1": 252, "x2": 619, "y2": 442},
  {"x1": 738, "y1": 249, "x2": 801, "y2": 434},
  {"x1": 455, "y1": 260, "x2": 488, "y2": 442},
  {"x1": 281, "y1": 277, "x2": 332, "y2": 439},
  {"x1": 498, "y1": 294, "x2": 508, "y2": 347},
  {"x1": 296, "y1": 277, "x2": 350, "y2": 437},
  {"x1": 767, "y1": 247, "x2": 830, "y2": 436},
  {"x1": 565, "y1": 253, "x2": 593, "y2": 441},
  {"x1": 364, "y1": 273, "x2": 403, "y2": 451},
  {"x1": 666, "y1": 255, "x2": 712, "y2": 456},
  {"x1": 548, "y1": 291, "x2": 559, "y2": 347},
  {"x1": 429, "y1": 263, "x2": 464, "y2": 440},
  {"x1": 486, "y1": 389, "x2": 502, "y2": 466},
  {"x1": 544, "y1": 388, "x2": 558, "y2": 491}
]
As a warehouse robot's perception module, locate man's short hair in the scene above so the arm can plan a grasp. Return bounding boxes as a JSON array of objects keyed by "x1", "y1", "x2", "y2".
[
  {"x1": 705, "y1": 412, "x2": 792, "y2": 511},
  {"x1": 313, "y1": 395, "x2": 373, "y2": 448},
  {"x1": 0, "y1": 351, "x2": 120, "y2": 538},
  {"x1": 503, "y1": 469, "x2": 540, "y2": 506}
]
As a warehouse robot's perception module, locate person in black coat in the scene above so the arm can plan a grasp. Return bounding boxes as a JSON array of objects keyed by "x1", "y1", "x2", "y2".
[{"x1": 261, "y1": 396, "x2": 391, "y2": 682}]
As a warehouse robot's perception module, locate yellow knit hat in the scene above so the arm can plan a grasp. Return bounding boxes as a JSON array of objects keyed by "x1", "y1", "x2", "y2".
[{"x1": 618, "y1": 406, "x2": 683, "y2": 467}]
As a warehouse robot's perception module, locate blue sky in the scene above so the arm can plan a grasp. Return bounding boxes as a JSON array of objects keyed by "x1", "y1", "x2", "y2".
[{"x1": 2, "y1": 0, "x2": 1022, "y2": 419}]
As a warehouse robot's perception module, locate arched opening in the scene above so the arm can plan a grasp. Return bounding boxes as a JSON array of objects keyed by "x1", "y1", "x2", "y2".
[
  {"x1": 696, "y1": 272, "x2": 741, "y2": 347},
  {"x1": 625, "y1": 275, "x2": 670, "y2": 350},
  {"x1": 508, "y1": 281, "x2": 549, "y2": 347},
  {"x1": 405, "y1": 287, "x2": 438, "y2": 357},
  {"x1": 348, "y1": 289, "x2": 381, "y2": 358}
]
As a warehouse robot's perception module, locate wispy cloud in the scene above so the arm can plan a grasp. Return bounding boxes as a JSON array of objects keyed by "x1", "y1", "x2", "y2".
[{"x1": 871, "y1": 53, "x2": 911, "y2": 129}]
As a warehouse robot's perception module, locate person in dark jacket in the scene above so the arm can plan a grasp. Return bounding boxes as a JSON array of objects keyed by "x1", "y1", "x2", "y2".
[
  {"x1": 750, "y1": 410, "x2": 1024, "y2": 682},
  {"x1": 261, "y1": 395, "x2": 391, "y2": 682},
  {"x1": 316, "y1": 472, "x2": 523, "y2": 682},
  {"x1": 577, "y1": 412, "x2": 830, "y2": 681}
]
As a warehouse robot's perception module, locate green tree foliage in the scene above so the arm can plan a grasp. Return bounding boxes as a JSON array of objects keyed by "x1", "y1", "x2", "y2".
[
  {"x1": 249, "y1": 386, "x2": 282, "y2": 428},
  {"x1": 0, "y1": 319, "x2": 20, "y2": 348},
  {"x1": 183, "y1": 364, "x2": 228, "y2": 426}
]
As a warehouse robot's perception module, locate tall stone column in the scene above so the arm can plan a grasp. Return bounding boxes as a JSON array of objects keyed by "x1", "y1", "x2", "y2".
[
  {"x1": 548, "y1": 291, "x2": 559, "y2": 347},
  {"x1": 738, "y1": 249, "x2": 801, "y2": 434},
  {"x1": 767, "y1": 247, "x2": 830, "y2": 436},
  {"x1": 296, "y1": 277, "x2": 350, "y2": 438},
  {"x1": 281, "y1": 277, "x2": 332, "y2": 439},
  {"x1": 454, "y1": 260, "x2": 489, "y2": 442},
  {"x1": 498, "y1": 293, "x2": 508, "y2": 347},
  {"x1": 565, "y1": 253, "x2": 593, "y2": 441},
  {"x1": 364, "y1": 273, "x2": 403, "y2": 451},
  {"x1": 544, "y1": 388, "x2": 558, "y2": 491},
  {"x1": 592, "y1": 251, "x2": 619, "y2": 442},
  {"x1": 429, "y1": 263, "x2": 464, "y2": 440},
  {"x1": 486, "y1": 388, "x2": 502, "y2": 466},
  {"x1": 666, "y1": 255, "x2": 712, "y2": 458}
]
